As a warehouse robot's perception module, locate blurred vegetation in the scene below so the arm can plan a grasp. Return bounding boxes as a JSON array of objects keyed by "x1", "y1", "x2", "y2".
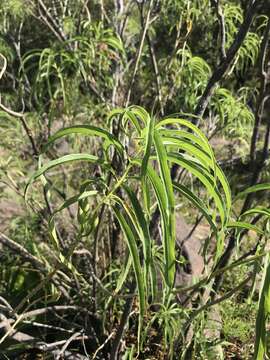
[{"x1": 0, "y1": 0, "x2": 270, "y2": 359}]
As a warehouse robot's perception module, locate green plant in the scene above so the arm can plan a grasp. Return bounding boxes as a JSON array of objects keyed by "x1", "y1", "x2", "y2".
[
  {"x1": 1, "y1": 1, "x2": 270, "y2": 358},
  {"x1": 24, "y1": 105, "x2": 232, "y2": 355}
]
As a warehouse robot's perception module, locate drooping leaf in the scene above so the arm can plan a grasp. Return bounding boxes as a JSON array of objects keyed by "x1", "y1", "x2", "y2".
[
  {"x1": 113, "y1": 206, "x2": 145, "y2": 345},
  {"x1": 235, "y1": 183, "x2": 270, "y2": 201},
  {"x1": 25, "y1": 154, "x2": 103, "y2": 199},
  {"x1": 43, "y1": 125, "x2": 124, "y2": 155}
]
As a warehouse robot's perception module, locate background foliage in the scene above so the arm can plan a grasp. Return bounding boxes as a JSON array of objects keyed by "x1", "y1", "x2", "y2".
[{"x1": 0, "y1": 0, "x2": 270, "y2": 359}]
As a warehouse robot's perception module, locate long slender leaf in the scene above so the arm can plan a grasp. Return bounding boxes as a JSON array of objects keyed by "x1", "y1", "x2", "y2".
[
  {"x1": 43, "y1": 125, "x2": 124, "y2": 155},
  {"x1": 154, "y1": 130, "x2": 176, "y2": 288},
  {"x1": 167, "y1": 152, "x2": 227, "y2": 226},
  {"x1": 235, "y1": 183, "x2": 270, "y2": 201},
  {"x1": 123, "y1": 186, "x2": 152, "y2": 269},
  {"x1": 227, "y1": 221, "x2": 264, "y2": 235},
  {"x1": 173, "y1": 182, "x2": 217, "y2": 235},
  {"x1": 163, "y1": 136, "x2": 231, "y2": 214},
  {"x1": 25, "y1": 154, "x2": 102, "y2": 198},
  {"x1": 113, "y1": 206, "x2": 145, "y2": 344},
  {"x1": 254, "y1": 256, "x2": 270, "y2": 360}
]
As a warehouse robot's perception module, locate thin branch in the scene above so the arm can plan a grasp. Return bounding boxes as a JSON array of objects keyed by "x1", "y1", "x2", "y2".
[
  {"x1": 56, "y1": 331, "x2": 85, "y2": 359},
  {"x1": 119, "y1": 0, "x2": 133, "y2": 38},
  {"x1": 0, "y1": 314, "x2": 38, "y2": 343},
  {"x1": 0, "y1": 232, "x2": 72, "y2": 302},
  {"x1": 1, "y1": 322, "x2": 89, "y2": 359},
  {"x1": 0, "y1": 305, "x2": 98, "y2": 348},
  {"x1": 250, "y1": 16, "x2": 270, "y2": 162},
  {"x1": 37, "y1": 0, "x2": 67, "y2": 42},
  {"x1": 213, "y1": 0, "x2": 226, "y2": 60},
  {"x1": 240, "y1": 17, "x2": 270, "y2": 213},
  {"x1": 0, "y1": 297, "x2": 13, "y2": 311},
  {"x1": 16, "y1": 305, "x2": 96, "y2": 321},
  {"x1": 0, "y1": 53, "x2": 7, "y2": 80},
  {"x1": 125, "y1": 0, "x2": 154, "y2": 106},
  {"x1": 146, "y1": 30, "x2": 164, "y2": 115},
  {"x1": 183, "y1": 274, "x2": 252, "y2": 333},
  {"x1": 0, "y1": 314, "x2": 89, "y2": 355},
  {"x1": 43, "y1": 336, "x2": 90, "y2": 351},
  {"x1": 173, "y1": 244, "x2": 267, "y2": 295},
  {"x1": 0, "y1": 94, "x2": 38, "y2": 156},
  {"x1": 194, "y1": 0, "x2": 259, "y2": 119},
  {"x1": 82, "y1": 0, "x2": 91, "y2": 22},
  {"x1": 31, "y1": 8, "x2": 63, "y2": 43},
  {"x1": 92, "y1": 330, "x2": 115, "y2": 359},
  {"x1": 22, "y1": 320, "x2": 75, "y2": 333},
  {"x1": 212, "y1": 213, "x2": 264, "y2": 294},
  {"x1": 0, "y1": 232, "x2": 45, "y2": 271},
  {"x1": 110, "y1": 281, "x2": 136, "y2": 360}
]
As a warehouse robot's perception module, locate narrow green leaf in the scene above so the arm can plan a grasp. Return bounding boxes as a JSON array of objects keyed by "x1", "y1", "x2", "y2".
[
  {"x1": 43, "y1": 125, "x2": 124, "y2": 155},
  {"x1": 25, "y1": 154, "x2": 102, "y2": 199},
  {"x1": 235, "y1": 183, "x2": 270, "y2": 201},
  {"x1": 141, "y1": 115, "x2": 154, "y2": 218},
  {"x1": 167, "y1": 152, "x2": 227, "y2": 226},
  {"x1": 160, "y1": 129, "x2": 212, "y2": 158},
  {"x1": 130, "y1": 106, "x2": 150, "y2": 126},
  {"x1": 113, "y1": 206, "x2": 145, "y2": 344},
  {"x1": 254, "y1": 256, "x2": 270, "y2": 360},
  {"x1": 54, "y1": 190, "x2": 98, "y2": 216},
  {"x1": 173, "y1": 182, "x2": 217, "y2": 235},
  {"x1": 163, "y1": 135, "x2": 231, "y2": 214},
  {"x1": 156, "y1": 117, "x2": 216, "y2": 171},
  {"x1": 152, "y1": 131, "x2": 175, "y2": 288},
  {"x1": 241, "y1": 207, "x2": 270, "y2": 219},
  {"x1": 141, "y1": 116, "x2": 154, "y2": 179},
  {"x1": 123, "y1": 185, "x2": 152, "y2": 268},
  {"x1": 227, "y1": 221, "x2": 264, "y2": 235},
  {"x1": 123, "y1": 186, "x2": 154, "y2": 297},
  {"x1": 123, "y1": 110, "x2": 142, "y2": 134},
  {"x1": 31, "y1": 154, "x2": 101, "y2": 181}
]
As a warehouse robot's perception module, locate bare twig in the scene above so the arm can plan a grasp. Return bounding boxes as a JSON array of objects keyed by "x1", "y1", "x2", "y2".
[
  {"x1": 0, "y1": 232, "x2": 72, "y2": 301},
  {"x1": 92, "y1": 330, "x2": 115, "y2": 359},
  {"x1": 0, "y1": 53, "x2": 7, "y2": 80},
  {"x1": 182, "y1": 274, "x2": 252, "y2": 338},
  {"x1": 22, "y1": 320, "x2": 75, "y2": 333},
  {"x1": 82, "y1": 0, "x2": 91, "y2": 22},
  {"x1": 237, "y1": 17, "x2": 270, "y2": 215},
  {"x1": 56, "y1": 331, "x2": 85, "y2": 359},
  {"x1": 44, "y1": 336, "x2": 90, "y2": 352},
  {"x1": 37, "y1": 0, "x2": 67, "y2": 42},
  {"x1": 250, "y1": 17, "x2": 270, "y2": 162},
  {"x1": 0, "y1": 314, "x2": 38, "y2": 343},
  {"x1": 0, "y1": 304, "x2": 97, "y2": 349},
  {"x1": 0, "y1": 232, "x2": 45, "y2": 271},
  {"x1": 125, "y1": 0, "x2": 154, "y2": 106},
  {"x1": 29, "y1": 5, "x2": 63, "y2": 43},
  {"x1": 146, "y1": 30, "x2": 164, "y2": 115},
  {"x1": 15, "y1": 305, "x2": 96, "y2": 321},
  {"x1": 213, "y1": 0, "x2": 226, "y2": 60},
  {"x1": 110, "y1": 281, "x2": 136, "y2": 360},
  {"x1": 1, "y1": 321, "x2": 89, "y2": 359},
  {"x1": 0, "y1": 94, "x2": 38, "y2": 156}
]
